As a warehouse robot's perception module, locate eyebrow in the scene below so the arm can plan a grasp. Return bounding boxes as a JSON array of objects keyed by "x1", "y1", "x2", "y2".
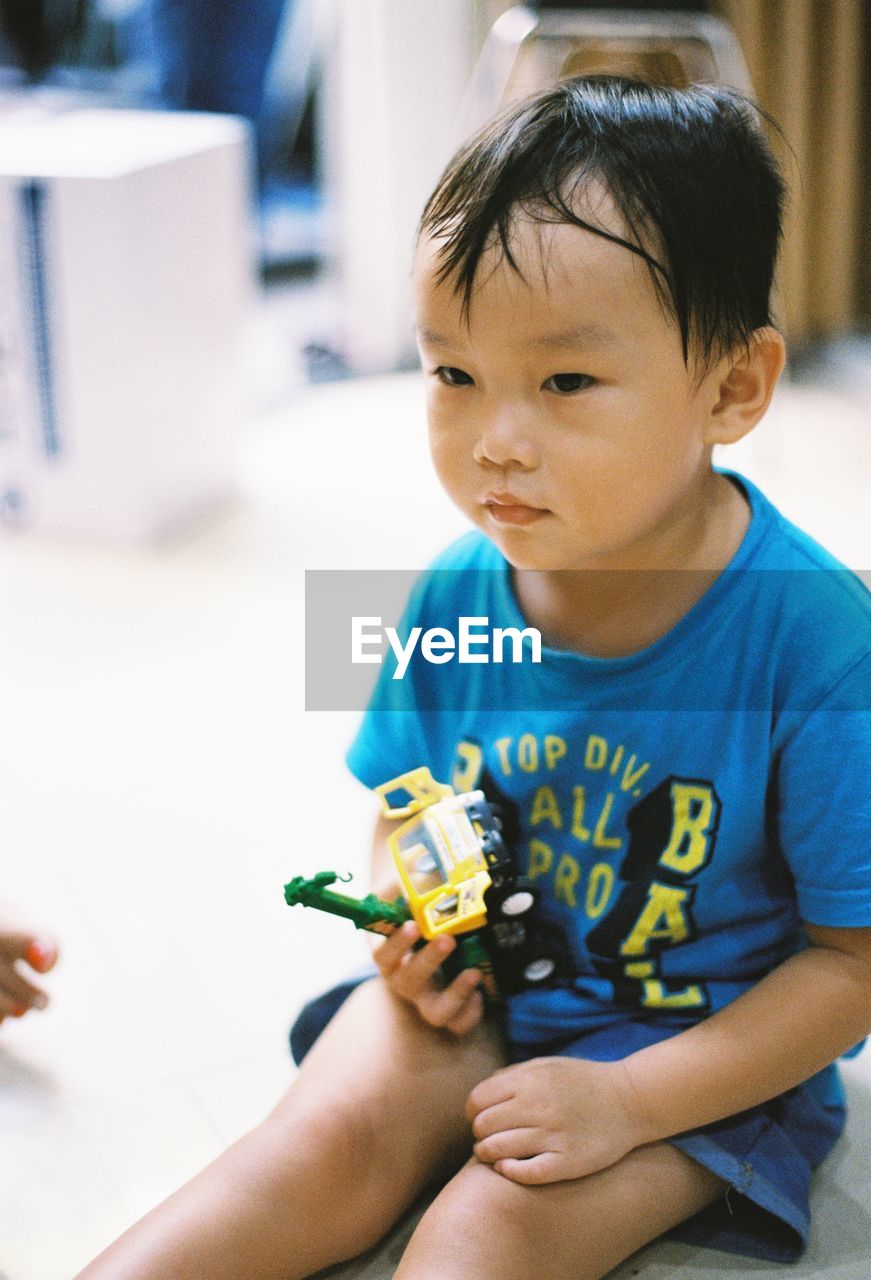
[{"x1": 416, "y1": 323, "x2": 619, "y2": 351}]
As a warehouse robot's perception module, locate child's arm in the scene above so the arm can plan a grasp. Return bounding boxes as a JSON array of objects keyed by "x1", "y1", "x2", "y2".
[
  {"x1": 467, "y1": 923, "x2": 871, "y2": 1185},
  {"x1": 368, "y1": 812, "x2": 487, "y2": 1037},
  {"x1": 624, "y1": 921, "x2": 871, "y2": 1137}
]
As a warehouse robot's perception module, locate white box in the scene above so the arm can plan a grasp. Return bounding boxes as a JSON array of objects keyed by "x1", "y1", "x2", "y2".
[{"x1": 0, "y1": 105, "x2": 256, "y2": 541}]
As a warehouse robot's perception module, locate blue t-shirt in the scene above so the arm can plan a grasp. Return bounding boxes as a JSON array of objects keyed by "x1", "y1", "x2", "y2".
[{"x1": 347, "y1": 474, "x2": 871, "y2": 1067}]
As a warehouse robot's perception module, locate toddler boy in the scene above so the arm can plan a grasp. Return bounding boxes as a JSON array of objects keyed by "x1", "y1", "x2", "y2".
[{"x1": 79, "y1": 76, "x2": 871, "y2": 1280}]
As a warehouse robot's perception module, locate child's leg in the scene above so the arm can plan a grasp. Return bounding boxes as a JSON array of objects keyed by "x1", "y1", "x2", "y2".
[
  {"x1": 75, "y1": 978, "x2": 504, "y2": 1280},
  {"x1": 395, "y1": 1142, "x2": 725, "y2": 1280}
]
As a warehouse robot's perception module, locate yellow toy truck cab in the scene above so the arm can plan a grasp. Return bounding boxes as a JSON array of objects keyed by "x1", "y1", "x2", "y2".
[{"x1": 375, "y1": 766, "x2": 537, "y2": 942}]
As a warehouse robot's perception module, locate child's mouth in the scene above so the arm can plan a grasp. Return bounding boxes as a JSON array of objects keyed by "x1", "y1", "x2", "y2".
[{"x1": 484, "y1": 494, "x2": 549, "y2": 526}]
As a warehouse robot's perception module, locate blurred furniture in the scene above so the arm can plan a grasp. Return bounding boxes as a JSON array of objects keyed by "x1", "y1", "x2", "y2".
[
  {"x1": 332, "y1": 3, "x2": 751, "y2": 375},
  {"x1": 461, "y1": 7, "x2": 750, "y2": 132},
  {"x1": 0, "y1": 104, "x2": 255, "y2": 541},
  {"x1": 327, "y1": 0, "x2": 478, "y2": 373}
]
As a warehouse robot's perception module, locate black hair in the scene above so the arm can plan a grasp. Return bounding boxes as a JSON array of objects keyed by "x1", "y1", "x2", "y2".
[{"x1": 419, "y1": 76, "x2": 786, "y2": 369}]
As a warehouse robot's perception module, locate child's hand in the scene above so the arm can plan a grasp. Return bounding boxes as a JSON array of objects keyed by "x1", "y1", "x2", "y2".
[
  {"x1": 0, "y1": 916, "x2": 59, "y2": 1025},
  {"x1": 373, "y1": 920, "x2": 485, "y2": 1036},
  {"x1": 467, "y1": 1056, "x2": 647, "y2": 1185}
]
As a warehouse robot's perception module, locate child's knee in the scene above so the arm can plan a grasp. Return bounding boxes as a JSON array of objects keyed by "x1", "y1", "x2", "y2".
[
  {"x1": 397, "y1": 1159, "x2": 548, "y2": 1278},
  {"x1": 261, "y1": 1086, "x2": 378, "y2": 1178},
  {"x1": 445, "y1": 1159, "x2": 548, "y2": 1241}
]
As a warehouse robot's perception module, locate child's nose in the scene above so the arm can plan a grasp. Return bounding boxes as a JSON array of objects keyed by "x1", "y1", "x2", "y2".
[{"x1": 472, "y1": 409, "x2": 539, "y2": 470}]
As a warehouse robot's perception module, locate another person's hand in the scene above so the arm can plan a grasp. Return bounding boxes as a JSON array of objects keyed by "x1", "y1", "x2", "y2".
[
  {"x1": 467, "y1": 1055, "x2": 646, "y2": 1185},
  {"x1": 373, "y1": 919, "x2": 485, "y2": 1036},
  {"x1": 0, "y1": 912, "x2": 59, "y2": 1025}
]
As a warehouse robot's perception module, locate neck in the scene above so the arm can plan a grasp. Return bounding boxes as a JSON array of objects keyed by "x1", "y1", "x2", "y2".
[{"x1": 514, "y1": 471, "x2": 750, "y2": 657}]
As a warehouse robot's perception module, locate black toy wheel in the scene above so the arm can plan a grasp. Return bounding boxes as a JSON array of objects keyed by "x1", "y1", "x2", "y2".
[
  {"x1": 522, "y1": 956, "x2": 557, "y2": 984},
  {"x1": 488, "y1": 878, "x2": 538, "y2": 919}
]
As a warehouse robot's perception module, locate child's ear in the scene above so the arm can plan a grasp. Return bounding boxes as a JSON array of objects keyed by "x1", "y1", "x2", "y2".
[{"x1": 704, "y1": 327, "x2": 786, "y2": 445}]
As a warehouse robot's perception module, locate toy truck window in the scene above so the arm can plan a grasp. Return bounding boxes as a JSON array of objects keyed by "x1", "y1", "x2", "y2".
[
  {"x1": 397, "y1": 827, "x2": 449, "y2": 895},
  {"x1": 426, "y1": 895, "x2": 460, "y2": 930}
]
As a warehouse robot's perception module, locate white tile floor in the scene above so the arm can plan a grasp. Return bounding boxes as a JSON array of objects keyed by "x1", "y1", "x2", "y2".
[{"x1": 0, "y1": 362, "x2": 869, "y2": 1279}]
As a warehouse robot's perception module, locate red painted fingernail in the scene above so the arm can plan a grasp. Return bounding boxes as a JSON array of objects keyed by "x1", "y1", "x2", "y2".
[
  {"x1": 25, "y1": 940, "x2": 55, "y2": 973},
  {"x1": 11, "y1": 1004, "x2": 28, "y2": 1018}
]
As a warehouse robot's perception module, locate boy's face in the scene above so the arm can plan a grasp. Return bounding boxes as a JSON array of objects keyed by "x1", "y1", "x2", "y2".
[{"x1": 414, "y1": 203, "x2": 727, "y2": 572}]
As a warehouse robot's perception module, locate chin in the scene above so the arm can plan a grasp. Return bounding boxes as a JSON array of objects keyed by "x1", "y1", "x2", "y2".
[
  {"x1": 484, "y1": 532, "x2": 564, "y2": 573},
  {"x1": 489, "y1": 531, "x2": 613, "y2": 573}
]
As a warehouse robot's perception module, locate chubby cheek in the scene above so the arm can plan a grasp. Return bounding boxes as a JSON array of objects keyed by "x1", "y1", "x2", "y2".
[{"x1": 428, "y1": 422, "x2": 478, "y2": 514}]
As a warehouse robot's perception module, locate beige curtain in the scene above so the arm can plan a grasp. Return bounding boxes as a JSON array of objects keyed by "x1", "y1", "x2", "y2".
[{"x1": 715, "y1": 0, "x2": 866, "y2": 343}]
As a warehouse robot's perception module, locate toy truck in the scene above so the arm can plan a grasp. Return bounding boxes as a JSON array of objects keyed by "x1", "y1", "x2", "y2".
[{"x1": 284, "y1": 767, "x2": 565, "y2": 1000}]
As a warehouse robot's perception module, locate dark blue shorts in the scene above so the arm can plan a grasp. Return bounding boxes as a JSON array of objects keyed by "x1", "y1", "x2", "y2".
[{"x1": 289, "y1": 977, "x2": 846, "y2": 1264}]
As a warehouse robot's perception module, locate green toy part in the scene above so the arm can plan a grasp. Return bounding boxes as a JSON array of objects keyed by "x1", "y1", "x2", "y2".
[
  {"x1": 283, "y1": 871, "x2": 410, "y2": 938},
  {"x1": 283, "y1": 870, "x2": 501, "y2": 998}
]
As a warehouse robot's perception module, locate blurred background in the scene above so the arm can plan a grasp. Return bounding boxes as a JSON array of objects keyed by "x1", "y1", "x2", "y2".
[
  {"x1": 1, "y1": 0, "x2": 868, "y2": 390},
  {"x1": 0, "y1": 4, "x2": 869, "y2": 1278}
]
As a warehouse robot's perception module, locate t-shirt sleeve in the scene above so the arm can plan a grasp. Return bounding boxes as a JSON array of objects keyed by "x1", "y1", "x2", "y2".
[
  {"x1": 345, "y1": 572, "x2": 437, "y2": 789},
  {"x1": 776, "y1": 654, "x2": 871, "y2": 926},
  {"x1": 345, "y1": 675, "x2": 432, "y2": 791}
]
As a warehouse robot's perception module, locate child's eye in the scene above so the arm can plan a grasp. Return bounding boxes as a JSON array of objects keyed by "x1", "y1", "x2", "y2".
[
  {"x1": 435, "y1": 366, "x2": 474, "y2": 387},
  {"x1": 544, "y1": 373, "x2": 594, "y2": 395}
]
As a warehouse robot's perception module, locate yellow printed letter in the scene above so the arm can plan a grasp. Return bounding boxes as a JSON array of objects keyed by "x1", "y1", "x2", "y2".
[
  {"x1": 585, "y1": 735, "x2": 608, "y2": 770},
  {"x1": 571, "y1": 786, "x2": 592, "y2": 841},
  {"x1": 527, "y1": 838, "x2": 553, "y2": 881},
  {"x1": 620, "y1": 882, "x2": 693, "y2": 956},
  {"x1": 518, "y1": 734, "x2": 539, "y2": 773},
  {"x1": 554, "y1": 853, "x2": 581, "y2": 907},
  {"x1": 530, "y1": 785, "x2": 563, "y2": 830},
  {"x1": 592, "y1": 792, "x2": 622, "y2": 849},
  {"x1": 494, "y1": 738, "x2": 513, "y2": 777},
  {"x1": 452, "y1": 741, "x2": 483, "y2": 793},
  {"x1": 641, "y1": 979, "x2": 706, "y2": 1009},
  {"x1": 659, "y1": 782, "x2": 718, "y2": 875},
  {"x1": 585, "y1": 863, "x2": 614, "y2": 918}
]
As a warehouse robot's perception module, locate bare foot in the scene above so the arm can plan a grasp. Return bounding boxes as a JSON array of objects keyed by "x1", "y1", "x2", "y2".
[{"x1": 0, "y1": 904, "x2": 59, "y2": 1025}]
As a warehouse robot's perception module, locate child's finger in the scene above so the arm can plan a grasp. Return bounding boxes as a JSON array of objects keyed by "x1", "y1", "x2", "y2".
[
  {"x1": 493, "y1": 1153, "x2": 563, "y2": 1186},
  {"x1": 0, "y1": 967, "x2": 48, "y2": 1008},
  {"x1": 0, "y1": 964, "x2": 49, "y2": 1012},
  {"x1": 474, "y1": 1126, "x2": 541, "y2": 1165},
  {"x1": 0, "y1": 930, "x2": 58, "y2": 972},
  {"x1": 392, "y1": 934, "x2": 455, "y2": 999},
  {"x1": 0, "y1": 929, "x2": 36, "y2": 961},
  {"x1": 0, "y1": 989, "x2": 34, "y2": 1019},
  {"x1": 444, "y1": 986, "x2": 485, "y2": 1037},
  {"x1": 417, "y1": 967, "x2": 482, "y2": 1031},
  {"x1": 372, "y1": 921, "x2": 420, "y2": 976}
]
